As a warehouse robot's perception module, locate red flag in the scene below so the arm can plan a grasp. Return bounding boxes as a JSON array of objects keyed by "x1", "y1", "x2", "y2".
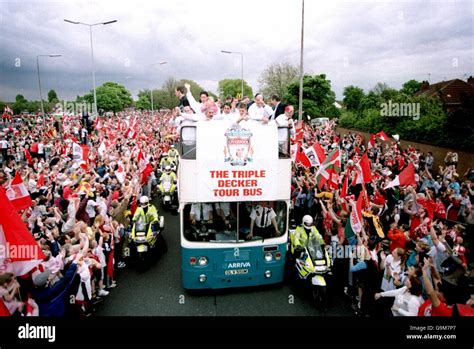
[
  {"x1": 130, "y1": 197, "x2": 138, "y2": 216},
  {"x1": 384, "y1": 163, "x2": 417, "y2": 189},
  {"x1": 376, "y1": 131, "x2": 391, "y2": 142},
  {"x1": 358, "y1": 153, "x2": 373, "y2": 183},
  {"x1": 5, "y1": 172, "x2": 32, "y2": 211},
  {"x1": 328, "y1": 172, "x2": 339, "y2": 190},
  {"x1": 140, "y1": 163, "x2": 154, "y2": 185},
  {"x1": 138, "y1": 150, "x2": 154, "y2": 185},
  {"x1": 295, "y1": 143, "x2": 311, "y2": 168},
  {"x1": 304, "y1": 142, "x2": 325, "y2": 167},
  {"x1": 24, "y1": 148, "x2": 33, "y2": 165},
  {"x1": 291, "y1": 129, "x2": 304, "y2": 144},
  {"x1": 0, "y1": 187, "x2": 45, "y2": 276},
  {"x1": 341, "y1": 174, "x2": 348, "y2": 198}
]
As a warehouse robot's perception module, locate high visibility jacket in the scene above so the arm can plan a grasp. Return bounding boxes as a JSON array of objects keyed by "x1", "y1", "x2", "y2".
[
  {"x1": 160, "y1": 157, "x2": 176, "y2": 168},
  {"x1": 290, "y1": 225, "x2": 324, "y2": 254},
  {"x1": 159, "y1": 171, "x2": 177, "y2": 183},
  {"x1": 168, "y1": 148, "x2": 179, "y2": 159},
  {"x1": 132, "y1": 204, "x2": 159, "y2": 224}
]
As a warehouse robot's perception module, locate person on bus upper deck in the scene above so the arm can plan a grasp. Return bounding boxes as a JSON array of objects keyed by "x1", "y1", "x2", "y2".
[
  {"x1": 248, "y1": 94, "x2": 273, "y2": 124},
  {"x1": 184, "y1": 83, "x2": 209, "y2": 114},
  {"x1": 269, "y1": 95, "x2": 287, "y2": 121},
  {"x1": 221, "y1": 102, "x2": 239, "y2": 123},
  {"x1": 175, "y1": 86, "x2": 190, "y2": 111},
  {"x1": 275, "y1": 105, "x2": 296, "y2": 136},
  {"x1": 236, "y1": 102, "x2": 267, "y2": 126},
  {"x1": 275, "y1": 105, "x2": 296, "y2": 157},
  {"x1": 248, "y1": 201, "x2": 280, "y2": 240}
]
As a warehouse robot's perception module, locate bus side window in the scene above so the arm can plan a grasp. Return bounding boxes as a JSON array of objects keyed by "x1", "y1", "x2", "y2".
[
  {"x1": 180, "y1": 125, "x2": 196, "y2": 159},
  {"x1": 278, "y1": 126, "x2": 290, "y2": 159}
]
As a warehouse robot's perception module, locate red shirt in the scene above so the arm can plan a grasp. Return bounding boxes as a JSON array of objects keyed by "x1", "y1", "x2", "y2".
[
  {"x1": 418, "y1": 300, "x2": 453, "y2": 316},
  {"x1": 30, "y1": 143, "x2": 39, "y2": 153},
  {"x1": 387, "y1": 229, "x2": 406, "y2": 252}
]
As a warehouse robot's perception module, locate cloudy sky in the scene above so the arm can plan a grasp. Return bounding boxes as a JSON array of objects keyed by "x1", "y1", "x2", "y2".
[{"x1": 0, "y1": 0, "x2": 472, "y2": 102}]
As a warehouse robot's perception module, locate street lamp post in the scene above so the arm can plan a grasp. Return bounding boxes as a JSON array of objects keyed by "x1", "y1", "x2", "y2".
[
  {"x1": 36, "y1": 54, "x2": 61, "y2": 116},
  {"x1": 221, "y1": 50, "x2": 244, "y2": 99},
  {"x1": 64, "y1": 19, "x2": 117, "y2": 116},
  {"x1": 150, "y1": 61, "x2": 168, "y2": 114},
  {"x1": 298, "y1": 0, "x2": 305, "y2": 121}
]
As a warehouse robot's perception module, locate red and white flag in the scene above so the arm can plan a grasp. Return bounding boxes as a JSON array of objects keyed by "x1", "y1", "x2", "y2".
[
  {"x1": 344, "y1": 192, "x2": 364, "y2": 239},
  {"x1": 98, "y1": 141, "x2": 107, "y2": 158},
  {"x1": 115, "y1": 162, "x2": 126, "y2": 184},
  {"x1": 384, "y1": 163, "x2": 417, "y2": 189},
  {"x1": 138, "y1": 150, "x2": 154, "y2": 185},
  {"x1": 315, "y1": 148, "x2": 341, "y2": 189},
  {"x1": 304, "y1": 142, "x2": 325, "y2": 167},
  {"x1": 0, "y1": 187, "x2": 45, "y2": 276},
  {"x1": 376, "y1": 131, "x2": 391, "y2": 142},
  {"x1": 72, "y1": 142, "x2": 89, "y2": 169},
  {"x1": 355, "y1": 153, "x2": 372, "y2": 184},
  {"x1": 5, "y1": 172, "x2": 32, "y2": 211},
  {"x1": 295, "y1": 143, "x2": 311, "y2": 168}
]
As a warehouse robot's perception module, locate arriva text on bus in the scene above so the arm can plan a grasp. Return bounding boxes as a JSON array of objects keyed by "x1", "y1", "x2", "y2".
[{"x1": 210, "y1": 170, "x2": 265, "y2": 197}]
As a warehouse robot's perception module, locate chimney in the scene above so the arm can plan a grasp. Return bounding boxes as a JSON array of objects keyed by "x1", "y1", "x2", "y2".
[
  {"x1": 468, "y1": 76, "x2": 474, "y2": 86},
  {"x1": 421, "y1": 80, "x2": 430, "y2": 91}
]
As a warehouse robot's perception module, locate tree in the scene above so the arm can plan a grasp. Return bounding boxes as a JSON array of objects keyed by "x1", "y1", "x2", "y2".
[
  {"x1": 83, "y1": 82, "x2": 133, "y2": 113},
  {"x1": 152, "y1": 89, "x2": 177, "y2": 109},
  {"x1": 0, "y1": 101, "x2": 7, "y2": 114},
  {"x1": 343, "y1": 85, "x2": 365, "y2": 110},
  {"x1": 284, "y1": 74, "x2": 338, "y2": 119},
  {"x1": 258, "y1": 62, "x2": 298, "y2": 99},
  {"x1": 47, "y1": 89, "x2": 59, "y2": 103},
  {"x1": 12, "y1": 95, "x2": 28, "y2": 114},
  {"x1": 136, "y1": 90, "x2": 152, "y2": 110},
  {"x1": 400, "y1": 79, "x2": 422, "y2": 96},
  {"x1": 217, "y1": 79, "x2": 253, "y2": 99}
]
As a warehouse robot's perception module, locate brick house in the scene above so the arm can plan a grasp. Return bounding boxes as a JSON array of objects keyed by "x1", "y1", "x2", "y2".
[{"x1": 416, "y1": 76, "x2": 474, "y2": 114}]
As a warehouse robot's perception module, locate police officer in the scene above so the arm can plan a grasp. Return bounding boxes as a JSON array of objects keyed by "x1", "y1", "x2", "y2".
[
  {"x1": 290, "y1": 215, "x2": 325, "y2": 255},
  {"x1": 133, "y1": 196, "x2": 159, "y2": 226}
]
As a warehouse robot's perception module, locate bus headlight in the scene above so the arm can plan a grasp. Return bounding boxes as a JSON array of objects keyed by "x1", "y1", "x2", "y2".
[
  {"x1": 264, "y1": 252, "x2": 273, "y2": 262},
  {"x1": 199, "y1": 274, "x2": 207, "y2": 283},
  {"x1": 198, "y1": 256, "x2": 208, "y2": 266},
  {"x1": 264, "y1": 270, "x2": 272, "y2": 278}
]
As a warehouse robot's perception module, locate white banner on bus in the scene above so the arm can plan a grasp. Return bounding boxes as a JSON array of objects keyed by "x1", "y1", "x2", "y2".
[{"x1": 195, "y1": 121, "x2": 279, "y2": 202}]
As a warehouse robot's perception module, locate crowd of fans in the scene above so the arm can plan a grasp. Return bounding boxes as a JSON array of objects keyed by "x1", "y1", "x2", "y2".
[
  {"x1": 290, "y1": 120, "x2": 474, "y2": 316},
  {"x1": 0, "y1": 109, "x2": 177, "y2": 316},
  {"x1": 0, "y1": 89, "x2": 472, "y2": 317}
]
